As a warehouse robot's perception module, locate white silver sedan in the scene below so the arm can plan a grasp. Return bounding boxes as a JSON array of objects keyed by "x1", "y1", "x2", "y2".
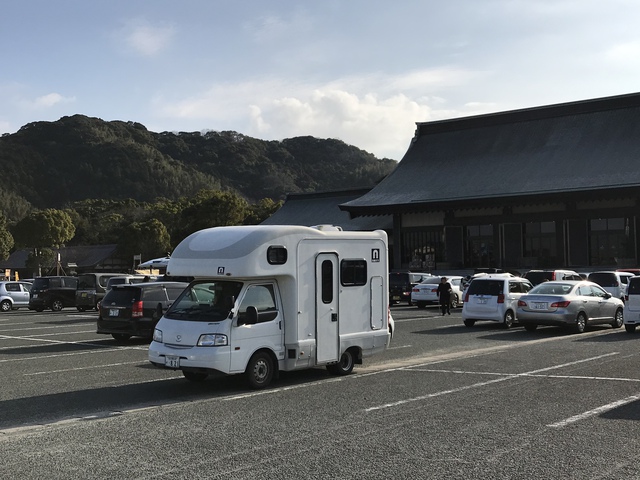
[
  {"x1": 411, "y1": 276, "x2": 464, "y2": 309},
  {"x1": 516, "y1": 280, "x2": 624, "y2": 333}
]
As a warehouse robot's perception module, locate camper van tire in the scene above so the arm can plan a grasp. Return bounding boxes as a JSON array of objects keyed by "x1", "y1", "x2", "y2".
[
  {"x1": 327, "y1": 348, "x2": 355, "y2": 376},
  {"x1": 183, "y1": 371, "x2": 208, "y2": 382},
  {"x1": 246, "y1": 350, "x2": 275, "y2": 389}
]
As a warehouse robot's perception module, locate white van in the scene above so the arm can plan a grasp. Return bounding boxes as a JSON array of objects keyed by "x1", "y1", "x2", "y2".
[
  {"x1": 624, "y1": 276, "x2": 640, "y2": 332},
  {"x1": 149, "y1": 225, "x2": 391, "y2": 388}
]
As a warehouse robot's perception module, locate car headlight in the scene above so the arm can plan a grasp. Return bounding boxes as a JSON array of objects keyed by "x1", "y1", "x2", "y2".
[
  {"x1": 153, "y1": 328, "x2": 163, "y2": 343},
  {"x1": 197, "y1": 334, "x2": 228, "y2": 346}
]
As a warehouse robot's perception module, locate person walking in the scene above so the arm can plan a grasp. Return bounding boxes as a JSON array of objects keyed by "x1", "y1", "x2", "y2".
[{"x1": 437, "y1": 276, "x2": 453, "y2": 315}]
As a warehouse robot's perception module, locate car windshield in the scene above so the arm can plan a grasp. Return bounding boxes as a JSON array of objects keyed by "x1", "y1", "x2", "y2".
[
  {"x1": 165, "y1": 280, "x2": 243, "y2": 322},
  {"x1": 467, "y1": 280, "x2": 503, "y2": 295},
  {"x1": 103, "y1": 287, "x2": 140, "y2": 305},
  {"x1": 529, "y1": 283, "x2": 574, "y2": 295}
]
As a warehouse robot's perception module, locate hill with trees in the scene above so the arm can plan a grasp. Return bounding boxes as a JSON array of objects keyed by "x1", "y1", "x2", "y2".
[
  {"x1": 0, "y1": 115, "x2": 397, "y2": 263},
  {"x1": 0, "y1": 114, "x2": 397, "y2": 218}
]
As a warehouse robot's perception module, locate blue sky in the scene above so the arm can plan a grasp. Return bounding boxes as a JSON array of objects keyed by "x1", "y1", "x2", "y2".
[{"x1": 2, "y1": 0, "x2": 640, "y2": 160}]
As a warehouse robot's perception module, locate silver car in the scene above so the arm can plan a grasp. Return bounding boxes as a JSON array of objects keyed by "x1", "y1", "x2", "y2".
[
  {"x1": 516, "y1": 280, "x2": 624, "y2": 333},
  {"x1": 0, "y1": 281, "x2": 33, "y2": 312}
]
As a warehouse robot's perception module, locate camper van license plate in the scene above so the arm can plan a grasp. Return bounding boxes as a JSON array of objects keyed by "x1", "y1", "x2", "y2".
[{"x1": 165, "y1": 356, "x2": 180, "y2": 368}]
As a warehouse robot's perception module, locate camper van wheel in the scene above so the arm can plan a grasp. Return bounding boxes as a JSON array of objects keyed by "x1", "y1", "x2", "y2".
[
  {"x1": 246, "y1": 351, "x2": 274, "y2": 389},
  {"x1": 327, "y1": 349, "x2": 355, "y2": 376},
  {"x1": 183, "y1": 371, "x2": 208, "y2": 382}
]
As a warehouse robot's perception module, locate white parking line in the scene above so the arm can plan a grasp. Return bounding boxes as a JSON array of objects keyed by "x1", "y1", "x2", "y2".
[
  {"x1": 365, "y1": 353, "x2": 620, "y2": 413},
  {"x1": 25, "y1": 360, "x2": 147, "y2": 375},
  {"x1": 547, "y1": 394, "x2": 640, "y2": 428}
]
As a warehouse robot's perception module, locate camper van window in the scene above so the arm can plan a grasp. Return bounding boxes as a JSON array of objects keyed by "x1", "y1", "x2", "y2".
[
  {"x1": 340, "y1": 259, "x2": 367, "y2": 286},
  {"x1": 267, "y1": 246, "x2": 287, "y2": 265},
  {"x1": 321, "y1": 260, "x2": 333, "y2": 304},
  {"x1": 165, "y1": 280, "x2": 242, "y2": 322},
  {"x1": 238, "y1": 284, "x2": 278, "y2": 324}
]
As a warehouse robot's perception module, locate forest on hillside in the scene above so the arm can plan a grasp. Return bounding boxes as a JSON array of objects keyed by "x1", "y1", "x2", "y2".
[{"x1": 0, "y1": 115, "x2": 397, "y2": 262}]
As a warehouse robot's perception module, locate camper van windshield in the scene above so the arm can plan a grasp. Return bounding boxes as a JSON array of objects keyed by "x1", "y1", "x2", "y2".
[{"x1": 165, "y1": 280, "x2": 243, "y2": 322}]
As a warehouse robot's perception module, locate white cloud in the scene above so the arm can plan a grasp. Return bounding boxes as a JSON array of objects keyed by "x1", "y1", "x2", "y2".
[
  {"x1": 120, "y1": 20, "x2": 175, "y2": 56},
  {"x1": 151, "y1": 66, "x2": 495, "y2": 159},
  {"x1": 32, "y1": 93, "x2": 76, "y2": 109}
]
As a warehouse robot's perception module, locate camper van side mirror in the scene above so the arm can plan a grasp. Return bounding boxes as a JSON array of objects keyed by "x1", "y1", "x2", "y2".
[{"x1": 240, "y1": 306, "x2": 258, "y2": 325}]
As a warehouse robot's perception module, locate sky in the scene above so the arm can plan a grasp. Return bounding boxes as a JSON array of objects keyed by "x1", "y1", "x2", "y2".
[{"x1": 2, "y1": 1, "x2": 640, "y2": 160}]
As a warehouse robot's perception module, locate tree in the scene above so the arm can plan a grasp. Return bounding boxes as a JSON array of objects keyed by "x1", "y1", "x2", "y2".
[
  {"x1": 117, "y1": 218, "x2": 171, "y2": 263},
  {"x1": 0, "y1": 213, "x2": 14, "y2": 260},
  {"x1": 11, "y1": 208, "x2": 75, "y2": 248},
  {"x1": 244, "y1": 198, "x2": 283, "y2": 225}
]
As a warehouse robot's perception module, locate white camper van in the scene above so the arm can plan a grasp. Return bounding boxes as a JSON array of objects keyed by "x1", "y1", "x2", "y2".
[{"x1": 149, "y1": 225, "x2": 391, "y2": 389}]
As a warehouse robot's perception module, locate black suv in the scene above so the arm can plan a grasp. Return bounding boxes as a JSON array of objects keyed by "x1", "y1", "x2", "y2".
[
  {"x1": 29, "y1": 276, "x2": 79, "y2": 312},
  {"x1": 389, "y1": 271, "x2": 433, "y2": 305},
  {"x1": 97, "y1": 281, "x2": 188, "y2": 341}
]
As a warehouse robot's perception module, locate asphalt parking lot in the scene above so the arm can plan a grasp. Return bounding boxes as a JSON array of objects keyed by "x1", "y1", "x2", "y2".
[{"x1": 1, "y1": 305, "x2": 639, "y2": 479}]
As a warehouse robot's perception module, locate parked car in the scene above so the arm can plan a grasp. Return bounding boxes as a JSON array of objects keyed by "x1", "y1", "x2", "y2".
[
  {"x1": 517, "y1": 280, "x2": 624, "y2": 333},
  {"x1": 75, "y1": 273, "x2": 122, "y2": 311},
  {"x1": 29, "y1": 276, "x2": 78, "y2": 312},
  {"x1": 389, "y1": 272, "x2": 433, "y2": 305},
  {"x1": 97, "y1": 281, "x2": 188, "y2": 341},
  {"x1": 0, "y1": 281, "x2": 32, "y2": 312},
  {"x1": 106, "y1": 275, "x2": 159, "y2": 290},
  {"x1": 523, "y1": 269, "x2": 582, "y2": 285},
  {"x1": 462, "y1": 274, "x2": 533, "y2": 328},
  {"x1": 623, "y1": 276, "x2": 640, "y2": 333},
  {"x1": 411, "y1": 276, "x2": 464, "y2": 309},
  {"x1": 587, "y1": 271, "x2": 629, "y2": 302}
]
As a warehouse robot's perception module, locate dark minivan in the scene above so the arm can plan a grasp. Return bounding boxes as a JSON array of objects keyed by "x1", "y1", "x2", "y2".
[
  {"x1": 389, "y1": 271, "x2": 432, "y2": 305},
  {"x1": 29, "y1": 276, "x2": 79, "y2": 312},
  {"x1": 97, "y1": 281, "x2": 188, "y2": 341},
  {"x1": 75, "y1": 273, "x2": 122, "y2": 311}
]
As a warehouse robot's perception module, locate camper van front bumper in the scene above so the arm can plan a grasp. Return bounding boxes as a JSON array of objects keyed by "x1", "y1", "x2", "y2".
[{"x1": 149, "y1": 341, "x2": 233, "y2": 374}]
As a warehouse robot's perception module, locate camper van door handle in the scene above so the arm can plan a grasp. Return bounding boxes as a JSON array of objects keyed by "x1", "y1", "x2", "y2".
[{"x1": 331, "y1": 313, "x2": 338, "y2": 322}]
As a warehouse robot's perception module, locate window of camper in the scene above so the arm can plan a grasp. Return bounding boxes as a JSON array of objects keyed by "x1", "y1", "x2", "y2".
[
  {"x1": 340, "y1": 259, "x2": 367, "y2": 286},
  {"x1": 267, "y1": 246, "x2": 287, "y2": 265},
  {"x1": 321, "y1": 260, "x2": 333, "y2": 303}
]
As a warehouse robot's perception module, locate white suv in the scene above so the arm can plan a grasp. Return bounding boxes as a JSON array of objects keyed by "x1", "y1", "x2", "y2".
[{"x1": 462, "y1": 274, "x2": 533, "y2": 328}]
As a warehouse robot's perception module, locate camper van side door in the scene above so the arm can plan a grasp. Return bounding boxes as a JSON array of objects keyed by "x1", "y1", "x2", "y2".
[
  {"x1": 316, "y1": 253, "x2": 339, "y2": 364},
  {"x1": 229, "y1": 283, "x2": 283, "y2": 373}
]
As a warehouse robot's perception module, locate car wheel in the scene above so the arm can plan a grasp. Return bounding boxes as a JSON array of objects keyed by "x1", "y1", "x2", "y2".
[
  {"x1": 625, "y1": 324, "x2": 637, "y2": 333},
  {"x1": 524, "y1": 323, "x2": 538, "y2": 332},
  {"x1": 464, "y1": 319, "x2": 475, "y2": 327},
  {"x1": 77, "y1": 306, "x2": 87, "y2": 312},
  {"x1": 450, "y1": 294, "x2": 459, "y2": 309},
  {"x1": 503, "y1": 310, "x2": 514, "y2": 329},
  {"x1": 0, "y1": 300, "x2": 11, "y2": 312},
  {"x1": 416, "y1": 301, "x2": 427, "y2": 309},
  {"x1": 611, "y1": 308, "x2": 623, "y2": 328},
  {"x1": 183, "y1": 371, "x2": 208, "y2": 382},
  {"x1": 111, "y1": 333, "x2": 131, "y2": 342},
  {"x1": 327, "y1": 348, "x2": 356, "y2": 376},
  {"x1": 246, "y1": 351, "x2": 274, "y2": 389},
  {"x1": 575, "y1": 312, "x2": 587, "y2": 334},
  {"x1": 34, "y1": 308, "x2": 44, "y2": 312},
  {"x1": 51, "y1": 299, "x2": 64, "y2": 312}
]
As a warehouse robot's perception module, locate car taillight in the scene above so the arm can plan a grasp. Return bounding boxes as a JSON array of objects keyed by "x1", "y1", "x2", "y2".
[
  {"x1": 412, "y1": 288, "x2": 419, "y2": 292},
  {"x1": 551, "y1": 273, "x2": 556, "y2": 280},
  {"x1": 132, "y1": 300, "x2": 143, "y2": 318},
  {"x1": 551, "y1": 301, "x2": 571, "y2": 308},
  {"x1": 518, "y1": 300, "x2": 526, "y2": 306},
  {"x1": 625, "y1": 295, "x2": 629, "y2": 302},
  {"x1": 431, "y1": 288, "x2": 438, "y2": 292},
  {"x1": 464, "y1": 293, "x2": 469, "y2": 303},
  {"x1": 497, "y1": 294, "x2": 505, "y2": 304}
]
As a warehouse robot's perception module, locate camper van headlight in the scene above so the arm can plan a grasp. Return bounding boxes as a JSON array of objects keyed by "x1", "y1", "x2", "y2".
[
  {"x1": 153, "y1": 328, "x2": 163, "y2": 343},
  {"x1": 197, "y1": 334, "x2": 228, "y2": 347}
]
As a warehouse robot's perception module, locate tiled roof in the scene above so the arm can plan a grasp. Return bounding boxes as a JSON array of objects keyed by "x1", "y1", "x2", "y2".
[
  {"x1": 261, "y1": 188, "x2": 392, "y2": 231},
  {"x1": 341, "y1": 92, "x2": 640, "y2": 215}
]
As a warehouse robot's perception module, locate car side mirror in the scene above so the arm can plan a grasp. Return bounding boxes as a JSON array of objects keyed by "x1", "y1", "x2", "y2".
[{"x1": 244, "y1": 306, "x2": 258, "y2": 325}]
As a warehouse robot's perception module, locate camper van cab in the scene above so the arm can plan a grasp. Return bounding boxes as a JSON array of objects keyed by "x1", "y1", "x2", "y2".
[{"x1": 149, "y1": 225, "x2": 390, "y2": 389}]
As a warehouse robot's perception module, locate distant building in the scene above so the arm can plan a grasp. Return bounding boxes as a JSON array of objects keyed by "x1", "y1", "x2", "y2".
[{"x1": 340, "y1": 92, "x2": 640, "y2": 272}]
